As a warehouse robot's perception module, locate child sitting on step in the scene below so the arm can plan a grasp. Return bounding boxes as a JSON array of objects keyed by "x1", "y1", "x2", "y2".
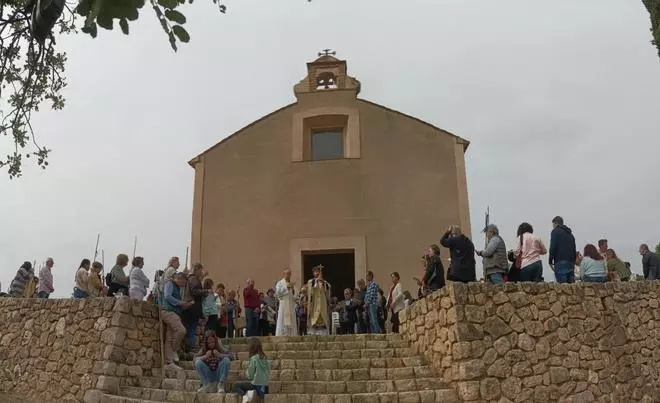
[
  {"x1": 194, "y1": 330, "x2": 234, "y2": 394},
  {"x1": 233, "y1": 337, "x2": 270, "y2": 402}
]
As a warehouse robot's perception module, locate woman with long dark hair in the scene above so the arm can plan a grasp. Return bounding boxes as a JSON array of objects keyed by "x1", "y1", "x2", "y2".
[
  {"x1": 74, "y1": 259, "x2": 91, "y2": 298},
  {"x1": 577, "y1": 244, "x2": 607, "y2": 283},
  {"x1": 233, "y1": 337, "x2": 270, "y2": 400},
  {"x1": 194, "y1": 330, "x2": 234, "y2": 393},
  {"x1": 513, "y1": 222, "x2": 547, "y2": 282}
]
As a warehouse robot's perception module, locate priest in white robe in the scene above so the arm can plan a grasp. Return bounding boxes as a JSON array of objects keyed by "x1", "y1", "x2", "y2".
[{"x1": 275, "y1": 269, "x2": 297, "y2": 336}]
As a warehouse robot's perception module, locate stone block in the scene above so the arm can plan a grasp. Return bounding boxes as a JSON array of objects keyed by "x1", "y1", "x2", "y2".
[
  {"x1": 100, "y1": 327, "x2": 126, "y2": 346},
  {"x1": 481, "y1": 377, "x2": 502, "y2": 400},
  {"x1": 398, "y1": 391, "x2": 421, "y2": 403},
  {"x1": 286, "y1": 394, "x2": 312, "y2": 403},
  {"x1": 457, "y1": 359, "x2": 485, "y2": 380},
  {"x1": 95, "y1": 375, "x2": 119, "y2": 393},
  {"x1": 352, "y1": 393, "x2": 380, "y2": 403},
  {"x1": 484, "y1": 316, "x2": 512, "y2": 338},
  {"x1": 419, "y1": 390, "x2": 435, "y2": 403},
  {"x1": 83, "y1": 389, "x2": 103, "y2": 403},
  {"x1": 457, "y1": 381, "x2": 480, "y2": 401},
  {"x1": 550, "y1": 366, "x2": 570, "y2": 384},
  {"x1": 110, "y1": 312, "x2": 136, "y2": 330},
  {"x1": 501, "y1": 376, "x2": 522, "y2": 400},
  {"x1": 379, "y1": 392, "x2": 398, "y2": 403}
]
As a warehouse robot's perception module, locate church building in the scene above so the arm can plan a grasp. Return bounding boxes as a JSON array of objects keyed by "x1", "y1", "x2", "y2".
[{"x1": 188, "y1": 53, "x2": 471, "y2": 297}]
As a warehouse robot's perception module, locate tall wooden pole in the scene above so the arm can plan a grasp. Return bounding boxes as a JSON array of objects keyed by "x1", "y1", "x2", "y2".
[
  {"x1": 93, "y1": 233, "x2": 100, "y2": 262},
  {"x1": 484, "y1": 207, "x2": 489, "y2": 281},
  {"x1": 101, "y1": 249, "x2": 105, "y2": 278},
  {"x1": 132, "y1": 236, "x2": 138, "y2": 260}
]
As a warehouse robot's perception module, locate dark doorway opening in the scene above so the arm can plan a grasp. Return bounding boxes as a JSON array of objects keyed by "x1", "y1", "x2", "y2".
[{"x1": 302, "y1": 249, "x2": 355, "y2": 300}]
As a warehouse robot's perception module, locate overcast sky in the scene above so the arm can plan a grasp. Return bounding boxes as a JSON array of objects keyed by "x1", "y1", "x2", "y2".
[{"x1": 1, "y1": 0, "x2": 659, "y2": 296}]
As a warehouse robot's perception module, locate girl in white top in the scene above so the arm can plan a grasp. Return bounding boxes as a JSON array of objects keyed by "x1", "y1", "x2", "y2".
[
  {"x1": 386, "y1": 272, "x2": 406, "y2": 334},
  {"x1": 513, "y1": 222, "x2": 547, "y2": 282},
  {"x1": 129, "y1": 256, "x2": 150, "y2": 300},
  {"x1": 74, "y1": 259, "x2": 92, "y2": 298}
]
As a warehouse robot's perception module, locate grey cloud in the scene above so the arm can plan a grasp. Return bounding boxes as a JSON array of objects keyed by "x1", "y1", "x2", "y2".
[{"x1": 1, "y1": 0, "x2": 659, "y2": 294}]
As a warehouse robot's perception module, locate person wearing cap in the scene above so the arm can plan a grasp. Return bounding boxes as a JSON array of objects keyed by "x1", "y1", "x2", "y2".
[{"x1": 476, "y1": 224, "x2": 508, "y2": 285}]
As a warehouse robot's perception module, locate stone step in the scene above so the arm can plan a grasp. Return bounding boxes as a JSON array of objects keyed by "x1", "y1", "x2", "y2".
[
  {"x1": 179, "y1": 348, "x2": 417, "y2": 362},
  {"x1": 216, "y1": 334, "x2": 403, "y2": 345},
  {"x1": 171, "y1": 356, "x2": 427, "y2": 372},
  {"x1": 100, "y1": 391, "x2": 244, "y2": 403},
  {"x1": 264, "y1": 391, "x2": 460, "y2": 403},
  {"x1": 151, "y1": 376, "x2": 449, "y2": 394},
  {"x1": 221, "y1": 340, "x2": 409, "y2": 352},
  {"x1": 99, "y1": 393, "x2": 173, "y2": 403},
  {"x1": 114, "y1": 387, "x2": 458, "y2": 403},
  {"x1": 141, "y1": 365, "x2": 436, "y2": 384}
]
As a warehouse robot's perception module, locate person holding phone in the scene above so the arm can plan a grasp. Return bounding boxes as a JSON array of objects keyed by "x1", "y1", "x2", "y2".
[
  {"x1": 162, "y1": 272, "x2": 194, "y2": 370},
  {"x1": 194, "y1": 330, "x2": 234, "y2": 393}
]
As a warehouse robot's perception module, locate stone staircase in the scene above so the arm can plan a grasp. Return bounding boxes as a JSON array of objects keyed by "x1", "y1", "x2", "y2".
[{"x1": 98, "y1": 333, "x2": 457, "y2": 403}]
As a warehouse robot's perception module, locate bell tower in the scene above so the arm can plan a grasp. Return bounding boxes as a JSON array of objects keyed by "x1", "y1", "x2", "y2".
[{"x1": 294, "y1": 50, "x2": 361, "y2": 98}]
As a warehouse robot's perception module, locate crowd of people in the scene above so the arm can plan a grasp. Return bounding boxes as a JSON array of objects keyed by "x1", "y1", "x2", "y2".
[
  {"x1": 2, "y1": 215, "x2": 659, "y2": 402},
  {"x1": 433, "y1": 216, "x2": 660, "y2": 287}
]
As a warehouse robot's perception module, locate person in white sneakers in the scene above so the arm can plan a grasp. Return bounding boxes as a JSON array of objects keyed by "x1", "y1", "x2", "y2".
[
  {"x1": 233, "y1": 337, "x2": 270, "y2": 402},
  {"x1": 162, "y1": 272, "x2": 192, "y2": 370},
  {"x1": 194, "y1": 330, "x2": 234, "y2": 393}
]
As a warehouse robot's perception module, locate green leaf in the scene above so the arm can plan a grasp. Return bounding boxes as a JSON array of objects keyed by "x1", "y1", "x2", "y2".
[
  {"x1": 168, "y1": 31, "x2": 178, "y2": 51},
  {"x1": 165, "y1": 9, "x2": 186, "y2": 24},
  {"x1": 97, "y1": 13, "x2": 113, "y2": 30},
  {"x1": 172, "y1": 25, "x2": 190, "y2": 43},
  {"x1": 76, "y1": 0, "x2": 93, "y2": 16},
  {"x1": 157, "y1": 0, "x2": 178, "y2": 9},
  {"x1": 81, "y1": 22, "x2": 98, "y2": 38},
  {"x1": 119, "y1": 18, "x2": 129, "y2": 34}
]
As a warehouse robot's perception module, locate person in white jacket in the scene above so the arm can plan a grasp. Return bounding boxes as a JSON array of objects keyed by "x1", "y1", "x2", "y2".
[
  {"x1": 129, "y1": 256, "x2": 150, "y2": 300},
  {"x1": 386, "y1": 272, "x2": 405, "y2": 334},
  {"x1": 275, "y1": 269, "x2": 297, "y2": 336}
]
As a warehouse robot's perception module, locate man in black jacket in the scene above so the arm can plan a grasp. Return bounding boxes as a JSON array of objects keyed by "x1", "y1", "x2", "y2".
[
  {"x1": 549, "y1": 216, "x2": 577, "y2": 283},
  {"x1": 640, "y1": 244, "x2": 660, "y2": 280},
  {"x1": 440, "y1": 225, "x2": 476, "y2": 283}
]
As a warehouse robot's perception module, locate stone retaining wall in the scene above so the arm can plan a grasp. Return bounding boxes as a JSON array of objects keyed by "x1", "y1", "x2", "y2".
[
  {"x1": 0, "y1": 297, "x2": 161, "y2": 402},
  {"x1": 400, "y1": 281, "x2": 660, "y2": 402}
]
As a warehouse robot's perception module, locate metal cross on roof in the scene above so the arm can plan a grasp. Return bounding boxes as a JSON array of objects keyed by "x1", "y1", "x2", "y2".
[{"x1": 318, "y1": 49, "x2": 336, "y2": 57}]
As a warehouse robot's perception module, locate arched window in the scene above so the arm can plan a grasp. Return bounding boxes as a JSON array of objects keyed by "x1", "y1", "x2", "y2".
[{"x1": 316, "y1": 72, "x2": 338, "y2": 90}]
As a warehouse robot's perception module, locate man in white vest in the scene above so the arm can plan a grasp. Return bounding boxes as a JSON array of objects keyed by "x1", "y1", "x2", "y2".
[{"x1": 275, "y1": 269, "x2": 297, "y2": 336}]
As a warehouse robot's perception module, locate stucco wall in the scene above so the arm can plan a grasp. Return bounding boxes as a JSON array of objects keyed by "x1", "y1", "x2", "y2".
[
  {"x1": 400, "y1": 281, "x2": 660, "y2": 402},
  {"x1": 190, "y1": 89, "x2": 470, "y2": 292},
  {"x1": 0, "y1": 297, "x2": 161, "y2": 403}
]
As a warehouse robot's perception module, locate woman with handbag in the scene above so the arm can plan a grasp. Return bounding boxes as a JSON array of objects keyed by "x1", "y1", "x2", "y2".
[{"x1": 513, "y1": 222, "x2": 547, "y2": 282}]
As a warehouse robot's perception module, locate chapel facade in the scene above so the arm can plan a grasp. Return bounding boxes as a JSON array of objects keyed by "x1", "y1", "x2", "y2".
[{"x1": 188, "y1": 53, "x2": 471, "y2": 297}]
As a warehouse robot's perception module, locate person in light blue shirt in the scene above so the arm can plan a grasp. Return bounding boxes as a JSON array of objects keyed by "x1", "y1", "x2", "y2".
[
  {"x1": 578, "y1": 244, "x2": 607, "y2": 283},
  {"x1": 162, "y1": 273, "x2": 193, "y2": 370}
]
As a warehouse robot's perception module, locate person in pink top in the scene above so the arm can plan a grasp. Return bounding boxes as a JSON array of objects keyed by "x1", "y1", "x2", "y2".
[{"x1": 514, "y1": 222, "x2": 547, "y2": 282}]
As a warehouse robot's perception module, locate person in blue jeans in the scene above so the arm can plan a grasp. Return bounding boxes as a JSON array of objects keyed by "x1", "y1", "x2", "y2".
[
  {"x1": 194, "y1": 330, "x2": 234, "y2": 393},
  {"x1": 363, "y1": 271, "x2": 381, "y2": 334},
  {"x1": 548, "y1": 216, "x2": 577, "y2": 283},
  {"x1": 243, "y1": 279, "x2": 261, "y2": 337},
  {"x1": 476, "y1": 224, "x2": 508, "y2": 285}
]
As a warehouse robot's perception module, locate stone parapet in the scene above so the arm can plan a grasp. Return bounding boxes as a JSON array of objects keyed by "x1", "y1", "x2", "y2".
[
  {"x1": 0, "y1": 297, "x2": 161, "y2": 402},
  {"x1": 399, "y1": 281, "x2": 660, "y2": 402}
]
